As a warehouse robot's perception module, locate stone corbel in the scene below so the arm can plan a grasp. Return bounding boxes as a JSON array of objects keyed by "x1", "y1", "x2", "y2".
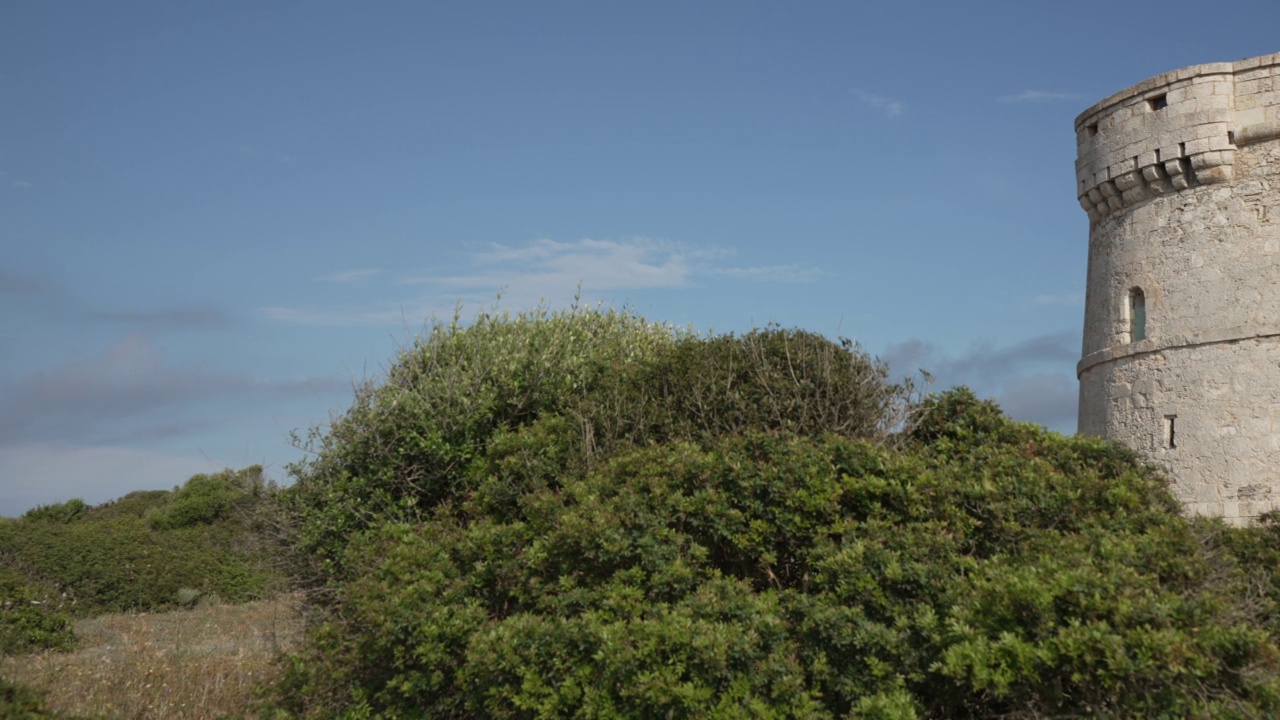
[
  {"x1": 1164, "y1": 158, "x2": 1191, "y2": 191},
  {"x1": 1099, "y1": 180, "x2": 1123, "y2": 211},
  {"x1": 1142, "y1": 163, "x2": 1171, "y2": 195},
  {"x1": 1114, "y1": 170, "x2": 1149, "y2": 205},
  {"x1": 1190, "y1": 150, "x2": 1235, "y2": 185}
]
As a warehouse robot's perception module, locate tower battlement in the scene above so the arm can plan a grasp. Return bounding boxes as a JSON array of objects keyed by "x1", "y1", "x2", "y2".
[
  {"x1": 1077, "y1": 52, "x2": 1280, "y2": 524},
  {"x1": 1075, "y1": 53, "x2": 1280, "y2": 226}
]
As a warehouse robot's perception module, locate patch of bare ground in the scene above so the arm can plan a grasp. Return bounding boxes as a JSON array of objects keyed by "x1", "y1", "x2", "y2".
[{"x1": 0, "y1": 593, "x2": 303, "y2": 719}]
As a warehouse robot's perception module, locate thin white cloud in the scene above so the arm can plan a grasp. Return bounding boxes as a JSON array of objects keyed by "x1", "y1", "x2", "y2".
[
  {"x1": 998, "y1": 90, "x2": 1083, "y2": 104},
  {"x1": 265, "y1": 237, "x2": 826, "y2": 327},
  {"x1": 1035, "y1": 292, "x2": 1084, "y2": 305},
  {"x1": 443, "y1": 237, "x2": 692, "y2": 290},
  {"x1": 380, "y1": 237, "x2": 696, "y2": 314},
  {"x1": 708, "y1": 265, "x2": 832, "y2": 283},
  {"x1": 852, "y1": 89, "x2": 905, "y2": 118},
  {"x1": 259, "y1": 302, "x2": 451, "y2": 328},
  {"x1": 10, "y1": 180, "x2": 32, "y2": 189},
  {"x1": 314, "y1": 268, "x2": 381, "y2": 283}
]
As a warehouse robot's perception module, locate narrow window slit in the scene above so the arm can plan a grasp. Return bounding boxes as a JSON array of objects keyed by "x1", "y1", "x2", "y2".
[
  {"x1": 1128, "y1": 287, "x2": 1146, "y2": 342},
  {"x1": 1165, "y1": 415, "x2": 1178, "y2": 449}
]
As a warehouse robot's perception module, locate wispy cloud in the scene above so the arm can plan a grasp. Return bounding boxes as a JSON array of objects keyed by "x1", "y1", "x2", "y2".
[
  {"x1": 1035, "y1": 292, "x2": 1084, "y2": 306},
  {"x1": 314, "y1": 268, "x2": 381, "y2": 283},
  {"x1": 881, "y1": 330, "x2": 1080, "y2": 432},
  {"x1": 265, "y1": 237, "x2": 830, "y2": 327},
  {"x1": 423, "y1": 237, "x2": 694, "y2": 292},
  {"x1": 0, "y1": 334, "x2": 347, "y2": 445},
  {"x1": 707, "y1": 265, "x2": 832, "y2": 283},
  {"x1": 0, "y1": 267, "x2": 54, "y2": 298},
  {"x1": 852, "y1": 89, "x2": 905, "y2": 118},
  {"x1": 259, "y1": 303, "x2": 450, "y2": 328},
  {"x1": 998, "y1": 90, "x2": 1082, "y2": 104},
  {"x1": 0, "y1": 265, "x2": 233, "y2": 332},
  {"x1": 10, "y1": 180, "x2": 32, "y2": 190},
  {"x1": 84, "y1": 307, "x2": 234, "y2": 332}
]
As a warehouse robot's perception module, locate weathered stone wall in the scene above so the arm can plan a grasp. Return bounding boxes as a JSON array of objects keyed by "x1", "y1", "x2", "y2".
[{"x1": 1077, "y1": 53, "x2": 1280, "y2": 524}]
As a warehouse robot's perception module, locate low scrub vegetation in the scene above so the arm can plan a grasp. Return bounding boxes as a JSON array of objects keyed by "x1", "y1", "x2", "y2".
[
  {"x1": 1, "y1": 466, "x2": 287, "y2": 655},
  {"x1": 12, "y1": 305, "x2": 1280, "y2": 718}
]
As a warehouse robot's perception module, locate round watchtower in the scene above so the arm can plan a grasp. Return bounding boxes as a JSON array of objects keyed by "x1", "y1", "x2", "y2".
[{"x1": 1077, "y1": 52, "x2": 1280, "y2": 523}]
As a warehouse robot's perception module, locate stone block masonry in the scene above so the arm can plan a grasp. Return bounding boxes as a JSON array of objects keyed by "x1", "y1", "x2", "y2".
[{"x1": 1077, "y1": 52, "x2": 1280, "y2": 525}]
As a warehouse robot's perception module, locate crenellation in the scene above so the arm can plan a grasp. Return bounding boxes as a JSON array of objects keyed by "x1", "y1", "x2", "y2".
[{"x1": 1074, "y1": 65, "x2": 1248, "y2": 225}]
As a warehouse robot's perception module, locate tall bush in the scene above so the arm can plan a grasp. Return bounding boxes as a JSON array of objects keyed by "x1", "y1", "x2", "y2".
[{"x1": 283, "y1": 306, "x2": 912, "y2": 585}]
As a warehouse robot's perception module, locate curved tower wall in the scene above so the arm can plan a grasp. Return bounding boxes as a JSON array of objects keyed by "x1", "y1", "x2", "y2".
[{"x1": 1077, "y1": 52, "x2": 1280, "y2": 523}]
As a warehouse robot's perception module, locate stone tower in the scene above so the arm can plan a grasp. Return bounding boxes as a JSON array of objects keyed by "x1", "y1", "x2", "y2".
[{"x1": 1077, "y1": 52, "x2": 1280, "y2": 523}]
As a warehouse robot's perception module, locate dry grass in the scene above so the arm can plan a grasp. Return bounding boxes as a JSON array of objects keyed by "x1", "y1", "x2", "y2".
[{"x1": 1, "y1": 594, "x2": 304, "y2": 719}]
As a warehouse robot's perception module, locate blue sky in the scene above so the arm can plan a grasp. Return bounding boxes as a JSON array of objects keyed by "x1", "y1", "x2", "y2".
[{"x1": 3, "y1": 1, "x2": 1277, "y2": 515}]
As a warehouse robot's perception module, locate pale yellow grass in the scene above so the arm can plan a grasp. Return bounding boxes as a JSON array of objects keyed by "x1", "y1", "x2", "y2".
[{"x1": 1, "y1": 594, "x2": 304, "y2": 720}]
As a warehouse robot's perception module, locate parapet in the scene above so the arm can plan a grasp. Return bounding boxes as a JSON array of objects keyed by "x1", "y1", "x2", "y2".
[{"x1": 1076, "y1": 53, "x2": 1280, "y2": 225}]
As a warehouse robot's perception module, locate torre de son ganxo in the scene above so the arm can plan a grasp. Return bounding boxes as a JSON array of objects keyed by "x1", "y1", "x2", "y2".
[{"x1": 1077, "y1": 52, "x2": 1280, "y2": 524}]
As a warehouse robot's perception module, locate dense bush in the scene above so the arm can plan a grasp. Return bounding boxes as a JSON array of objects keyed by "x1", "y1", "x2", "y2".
[
  {"x1": 275, "y1": 307, "x2": 1280, "y2": 718},
  {"x1": 0, "y1": 468, "x2": 284, "y2": 622},
  {"x1": 147, "y1": 466, "x2": 267, "y2": 530},
  {"x1": 22, "y1": 499, "x2": 88, "y2": 524},
  {"x1": 0, "y1": 568, "x2": 74, "y2": 656},
  {"x1": 82, "y1": 490, "x2": 171, "y2": 522},
  {"x1": 283, "y1": 306, "x2": 911, "y2": 585}
]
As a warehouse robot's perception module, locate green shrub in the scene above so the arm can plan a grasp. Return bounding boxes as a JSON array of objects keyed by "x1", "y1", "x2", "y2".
[
  {"x1": 148, "y1": 466, "x2": 265, "y2": 530},
  {"x1": 282, "y1": 306, "x2": 916, "y2": 586},
  {"x1": 0, "y1": 516, "x2": 274, "y2": 615},
  {"x1": 280, "y1": 361, "x2": 1280, "y2": 712},
  {"x1": 282, "y1": 305, "x2": 688, "y2": 579},
  {"x1": 644, "y1": 327, "x2": 907, "y2": 443},
  {"x1": 274, "y1": 306, "x2": 1280, "y2": 717},
  {"x1": 22, "y1": 499, "x2": 88, "y2": 524},
  {"x1": 0, "y1": 605, "x2": 74, "y2": 657},
  {"x1": 84, "y1": 490, "x2": 172, "y2": 522},
  {"x1": 0, "y1": 570, "x2": 74, "y2": 655}
]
